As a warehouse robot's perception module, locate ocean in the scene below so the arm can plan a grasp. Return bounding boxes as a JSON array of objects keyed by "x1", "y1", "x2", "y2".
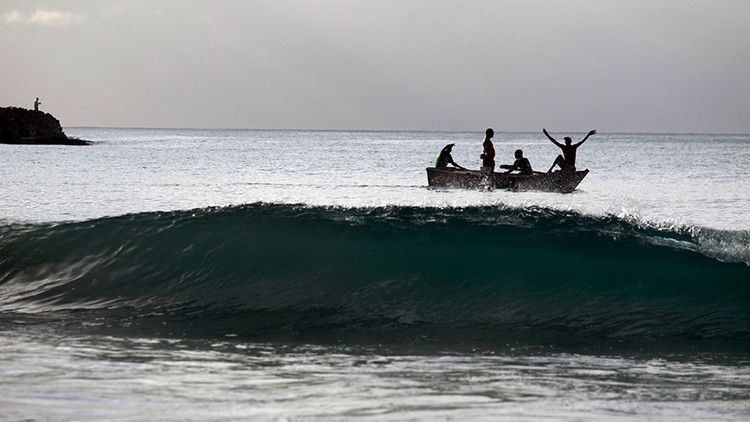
[{"x1": 1, "y1": 128, "x2": 749, "y2": 420}]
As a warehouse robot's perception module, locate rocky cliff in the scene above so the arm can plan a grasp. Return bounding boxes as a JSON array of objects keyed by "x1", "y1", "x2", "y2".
[{"x1": 0, "y1": 107, "x2": 89, "y2": 145}]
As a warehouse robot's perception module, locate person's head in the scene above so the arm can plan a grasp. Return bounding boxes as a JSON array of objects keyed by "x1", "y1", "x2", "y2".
[
  {"x1": 514, "y1": 149, "x2": 523, "y2": 159},
  {"x1": 441, "y1": 143, "x2": 454, "y2": 153},
  {"x1": 564, "y1": 136, "x2": 572, "y2": 145},
  {"x1": 485, "y1": 128, "x2": 494, "y2": 139}
]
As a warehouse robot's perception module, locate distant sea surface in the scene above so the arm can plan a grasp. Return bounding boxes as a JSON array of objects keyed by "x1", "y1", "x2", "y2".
[{"x1": 1, "y1": 129, "x2": 749, "y2": 420}]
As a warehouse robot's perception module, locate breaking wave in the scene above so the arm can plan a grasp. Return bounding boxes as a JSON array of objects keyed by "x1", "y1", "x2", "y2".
[{"x1": 1, "y1": 203, "x2": 748, "y2": 348}]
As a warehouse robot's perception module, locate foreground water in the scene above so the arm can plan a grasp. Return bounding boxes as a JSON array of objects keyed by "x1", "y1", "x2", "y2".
[
  {"x1": 2, "y1": 330, "x2": 749, "y2": 421},
  {"x1": 1, "y1": 129, "x2": 749, "y2": 420}
]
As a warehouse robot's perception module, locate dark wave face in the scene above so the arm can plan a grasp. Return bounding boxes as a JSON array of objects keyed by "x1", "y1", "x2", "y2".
[{"x1": 1, "y1": 204, "x2": 748, "y2": 350}]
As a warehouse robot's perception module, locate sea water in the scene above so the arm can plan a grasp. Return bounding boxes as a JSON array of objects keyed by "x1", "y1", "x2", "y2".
[{"x1": 1, "y1": 129, "x2": 749, "y2": 420}]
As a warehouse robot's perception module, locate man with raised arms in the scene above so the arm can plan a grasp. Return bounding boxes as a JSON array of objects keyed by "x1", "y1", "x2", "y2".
[{"x1": 543, "y1": 128, "x2": 596, "y2": 173}]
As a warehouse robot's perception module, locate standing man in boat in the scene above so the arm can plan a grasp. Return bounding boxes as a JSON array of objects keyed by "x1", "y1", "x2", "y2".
[
  {"x1": 435, "y1": 144, "x2": 468, "y2": 170},
  {"x1": 480, "y1": 128, "x2": 495, "y2": 172},
  {"x1": 543, "y1": 128, "x2": 596, "y2": 173}
]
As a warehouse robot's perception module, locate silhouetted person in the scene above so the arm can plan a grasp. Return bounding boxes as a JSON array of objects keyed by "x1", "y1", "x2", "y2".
[
  {"x1": 480, "y1": 128, "x2": 495, "y2": 172},
  {"x1": 501, "y1": 149, "x2": 533, "y2": 175},
  {"x1": 34, "y1": 97, "x2": 41, "y2": 112},
  {"x1": 544, "y1": 128, "x2": 596, "y2": 173},
  {"x1": 435, "y1": 143, "x2": 467, "y2": 170}
]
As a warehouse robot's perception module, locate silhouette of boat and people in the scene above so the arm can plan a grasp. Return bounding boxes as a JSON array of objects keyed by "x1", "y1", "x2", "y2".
[{"x1": 428, "y1": 128, "x2": 597, "y2": 193}]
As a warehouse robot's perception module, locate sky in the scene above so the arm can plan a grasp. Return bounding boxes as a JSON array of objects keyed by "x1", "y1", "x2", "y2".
[{"x1": 1, "y1": 0, "x2": 749, "y2": 132}]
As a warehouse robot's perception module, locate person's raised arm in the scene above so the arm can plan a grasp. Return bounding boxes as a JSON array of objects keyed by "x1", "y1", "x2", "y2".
[
  {"x1": 543, "y1": 128, "x2": 562, "y2": 147},
  {"x1": 574, "y1": 130, "x2": 597, "y2": 147}
]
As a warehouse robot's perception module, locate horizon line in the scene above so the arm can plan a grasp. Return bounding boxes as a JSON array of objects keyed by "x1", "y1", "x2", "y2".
[{"x1": 64, "y1": 126, "x2": 750, "y2": 136}]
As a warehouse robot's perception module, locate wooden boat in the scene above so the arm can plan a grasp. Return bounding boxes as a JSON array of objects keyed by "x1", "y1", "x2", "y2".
[{"x1": 426, "y1": 167, "x2": 589, "y2": 193}]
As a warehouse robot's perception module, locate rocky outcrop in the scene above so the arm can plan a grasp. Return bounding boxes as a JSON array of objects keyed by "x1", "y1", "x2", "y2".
[{"x1": 0, "y1": 107, "x2": 90, "y2": 145}]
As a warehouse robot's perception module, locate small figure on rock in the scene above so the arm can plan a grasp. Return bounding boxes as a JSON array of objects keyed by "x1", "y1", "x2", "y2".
[{"x1": 34, "y1": 97, "x2": 41, "y2": 112}]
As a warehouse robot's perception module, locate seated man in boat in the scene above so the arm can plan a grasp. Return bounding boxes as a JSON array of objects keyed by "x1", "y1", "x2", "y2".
[
  {"x1": 435, "y1": 143, "x2": 467, "y2": 170},
  {"x1": 480, "y1": 128, "x2": 495, "y2": 172},
  {"x1": 501, "y1": 149, "x2": 533, "y2": 175},
  {"x1": 543, "y1": 128, "x2": 596, "y2": 173}
]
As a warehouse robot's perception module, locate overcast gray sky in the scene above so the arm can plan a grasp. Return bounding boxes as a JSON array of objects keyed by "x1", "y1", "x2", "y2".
[{"x1": 1, "y1": 0, "x2": 749, "y2": 132}]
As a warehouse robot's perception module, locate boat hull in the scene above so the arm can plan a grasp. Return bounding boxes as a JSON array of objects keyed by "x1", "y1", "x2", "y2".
[{"x1": 426, "y1": 167, "x2": 589, "y2": 193}]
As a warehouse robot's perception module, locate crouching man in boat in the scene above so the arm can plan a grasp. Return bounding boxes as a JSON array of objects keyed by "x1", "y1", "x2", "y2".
[
  {"x1": 435, "y1": 143, "x2": 467, "y2": 170},
  {"x1": 543, "y1": 128, "x2": 596, "y2": 173},
  {"x1": 501, "y1": 149, "x2": 533, "y2": 175}
]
